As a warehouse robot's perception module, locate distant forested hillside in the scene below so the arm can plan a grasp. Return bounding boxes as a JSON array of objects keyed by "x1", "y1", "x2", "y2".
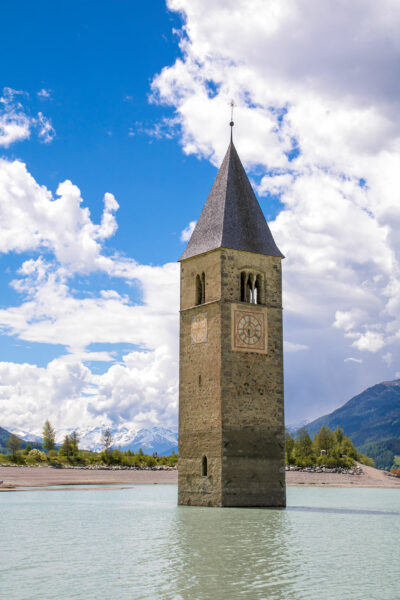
[
  {"x1": 0, "y1": 427, "x2": 22, "y2": 452},
  {"x1": 357, "y1": 439, "x2": 400, "y2": 471},
  {"x1": 306, "y1": 379, "x2": 400, "y2": 469},
  {"x1": 0, "y1": 427, "x2": 34, "y2": 453}
]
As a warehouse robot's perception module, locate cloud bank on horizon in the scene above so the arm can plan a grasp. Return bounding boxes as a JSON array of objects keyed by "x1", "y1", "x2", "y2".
[
  {"x1": 1, "y1": 0, "x2": 400, "y2": 436},
  {"x1": 0, "y1": 153, "x2": 179, "y2": 434},
  {"x1": 0, "y1": 91, "x2": 179, "y2": 435}
]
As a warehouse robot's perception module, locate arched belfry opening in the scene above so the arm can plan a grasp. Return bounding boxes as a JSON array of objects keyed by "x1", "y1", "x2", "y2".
[
  {"x1": 195, "y1": 274, "x2": 202, "y2": 305},
  {"x1": 202, "y1": 455, "x2": 208, "y2": 477},
  {"x1": 255, "y1": 274, "x2": 262, "y2": 304},
  {"x1": 240, "y1": 271, "x2": 263, "y2": 304},
  {"x1": 195, "y1": 272, "x2": 206, "y2": 305},
  {"x1": 240, "y1": 271, "x2": 246, "y2": 302}
]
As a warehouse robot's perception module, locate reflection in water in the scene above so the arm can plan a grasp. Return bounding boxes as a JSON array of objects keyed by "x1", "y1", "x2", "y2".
[
  {"x1": 1, "y1": 485, "x2": 400, "y2": 600},
  {"x1": 170, "y1": 507, "x2": 300, "y2": 600}
]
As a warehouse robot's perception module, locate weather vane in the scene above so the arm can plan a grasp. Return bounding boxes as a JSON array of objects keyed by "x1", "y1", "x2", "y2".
[{"x1": 229, "y1": 100, "x2": 236, "y2": 140}]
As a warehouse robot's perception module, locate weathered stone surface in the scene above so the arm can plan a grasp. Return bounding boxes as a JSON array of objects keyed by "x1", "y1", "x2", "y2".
[{"x1": 178, "y1": 246, "x2": 285, "y2": 507}]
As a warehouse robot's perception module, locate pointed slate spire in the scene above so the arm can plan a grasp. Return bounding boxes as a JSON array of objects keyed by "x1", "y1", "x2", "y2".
[{"x1": 180, "y1": 141, "x2": 284, "y2": 260}]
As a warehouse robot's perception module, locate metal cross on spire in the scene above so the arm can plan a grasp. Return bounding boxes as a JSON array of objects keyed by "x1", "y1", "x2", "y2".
[{"x1": 229, "y1": 100, "x2": 236, "y2": 140}]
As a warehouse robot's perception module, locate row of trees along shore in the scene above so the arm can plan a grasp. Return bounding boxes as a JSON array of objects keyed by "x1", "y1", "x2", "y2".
[
  {"x1": 1, "y1": 420, "x2": 178, "y2": 468},
  {"x1": 2, "y1": 421, "x2": 377, "y2": 470},
  {"x1": 286, "y1": 426, "x2": 375, "y2": 468}
]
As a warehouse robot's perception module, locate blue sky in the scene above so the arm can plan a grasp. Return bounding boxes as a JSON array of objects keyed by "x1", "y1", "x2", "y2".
[
  {"x1": 0, "y1": 1, "x2": 212, "y2": 369},
  {"x1": 0, "y1": 0, "x2": 216, "y2": 264},
  {"x1": 1, "y1": 0, "x2": 400, "y2": 438}
]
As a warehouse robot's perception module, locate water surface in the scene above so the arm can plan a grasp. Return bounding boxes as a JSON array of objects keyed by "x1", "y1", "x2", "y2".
[{"x1": 1, "y1": 485, "x2": 399, "y2": 600}]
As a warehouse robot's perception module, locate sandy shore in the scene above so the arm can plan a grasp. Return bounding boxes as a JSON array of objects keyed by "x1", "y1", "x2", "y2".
[
  {"x1": 286, "y1": 463, "x2": 400, "y2": 488},
  {"x1": 1, "y1": 463, "x2": 400, "y2": 490},
  {"x1": 0, "y1": 466, "x2": 177, "y2": 489}
]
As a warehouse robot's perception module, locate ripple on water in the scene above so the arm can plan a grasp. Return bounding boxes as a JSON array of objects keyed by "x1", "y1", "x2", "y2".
[{"x1": 0, "y1": 485, "x2": 399, "y2": 600}]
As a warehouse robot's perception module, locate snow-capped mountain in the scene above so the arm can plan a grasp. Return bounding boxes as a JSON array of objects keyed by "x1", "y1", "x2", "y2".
[
  {"x1": 57, "y1": 425, "x2": 177, "y2": 455},
  {"x1": 119, "y1": 427, "x2": 178, "y2": 455},
  {"x1": 7, "y1": 424, "x2": 178, "y2": 455},
  {"x1": 11, "y1": 429, "x2": 43, "y2": 444},
  {"x1": 56, "y1": 425, "x2": 136, "y2": 452}
]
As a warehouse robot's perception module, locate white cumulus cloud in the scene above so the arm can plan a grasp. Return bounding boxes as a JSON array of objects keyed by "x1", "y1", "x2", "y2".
[
  {"x1": 151, "y1": 0, "x2": 400, "y2": 421},
  {"x1": 0, "y1": 159, "x2": 120, "y2": 273},
  {"x1": 0, "y1": 159, "x2": 179, "y2": 434}
]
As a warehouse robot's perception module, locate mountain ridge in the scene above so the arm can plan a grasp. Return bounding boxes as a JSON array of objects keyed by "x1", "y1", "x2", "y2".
[
  {"x1": 306, "y1": 378, "x2": 400, "y2": 446},
  {"x1": 305, "y1": 378, "x2": 400, "y2": 469},
  {"x1": 0, "y1": 427, "x2": 30, "y2": 451},
  {"x1": 1, "y1": 425, "x2": 178, "y2": 456}
]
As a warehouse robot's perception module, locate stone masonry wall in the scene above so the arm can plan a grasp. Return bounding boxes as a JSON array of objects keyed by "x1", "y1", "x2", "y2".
[
  {"x1": 179, "y1": 248, "x2": 285, "y2": 507},
  {"x1": 220, "y1": 249, "x2": 285, "y2": 506},
  {"x1": 178, "y1": 251, "x2": 223, "y2": 506}
]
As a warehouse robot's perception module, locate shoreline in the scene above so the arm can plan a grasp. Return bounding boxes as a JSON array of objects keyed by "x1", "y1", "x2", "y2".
[
  {"x1": 0, "y1": 465, "x2": 177, "y2": 490},
  {"x1": 1, "y1": 463, "x2": 400, "y2": 491}
]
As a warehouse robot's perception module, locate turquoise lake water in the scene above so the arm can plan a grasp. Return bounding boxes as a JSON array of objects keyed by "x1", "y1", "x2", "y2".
[{"x1": 1, "y1": 485, "x2": 399, "y2": 600}]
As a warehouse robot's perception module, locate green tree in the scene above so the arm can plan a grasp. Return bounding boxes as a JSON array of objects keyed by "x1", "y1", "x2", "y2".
[
  {"x1": 314, "y1": 426, "x2": 334, "y2": 456},
  {"x1": 101, "y1": 428, "x2": 113, "y2": 453},
  {"x1": 70, "y1": 431, "x2": 80, "y2": 458},
  {"x1": 294, "y1": 428, "x2": 314, "y2": 465},
  {"x1": 357, "y1": 453, "x2": 375, "y2": 467},
  {"x1": 144, "y1": 455, "x2": 156, "y2": 467},
  {"x1": 112, "y1": 449, "x2": 123, "y2": 464},
  {"x1": 42, "y1": 420, "x2": 56, "y2": 453},
  {"x1": 285, "y1": 430, "x2": 295, "y2": 464},
  {"x1": 341, "y1": 436, "x2": 358, "y2": 459},
  {"x1": 334, "y1": 425, "x2": 344, "y2": 447},
  {"x1": 60, "y1": 435, "x2": 72, "y2": 460},
  {"x1": 6, "y1": 434, "x2": 21, "y2": 460},
  {"x1": 28, "y1": 448, "x2": 47, "y2": 462}
]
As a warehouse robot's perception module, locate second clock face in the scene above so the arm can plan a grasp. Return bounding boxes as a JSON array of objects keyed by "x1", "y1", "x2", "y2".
[
  {"x1": 232, "y1": 307, "x2": 267, "y2": 353},
  {"x1": 191, "y1": 313, "x2": 208, "y2": 344}
]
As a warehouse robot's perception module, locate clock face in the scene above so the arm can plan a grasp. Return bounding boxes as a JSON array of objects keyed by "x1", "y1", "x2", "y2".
[
  {"x1": 191, "y1": 313, "x2": 207, "y2": 344},
  {"x1": 232, "y1": 307, "x2": 267, "y2": 353},
  {"x1": 237, "y1": 314, "x2": 262, "y2": 345}
]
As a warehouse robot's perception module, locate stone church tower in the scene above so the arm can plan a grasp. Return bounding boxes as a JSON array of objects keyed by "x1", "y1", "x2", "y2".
[{"x1": 178, "y1": 138, "x2": 285, "y2": 507}]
